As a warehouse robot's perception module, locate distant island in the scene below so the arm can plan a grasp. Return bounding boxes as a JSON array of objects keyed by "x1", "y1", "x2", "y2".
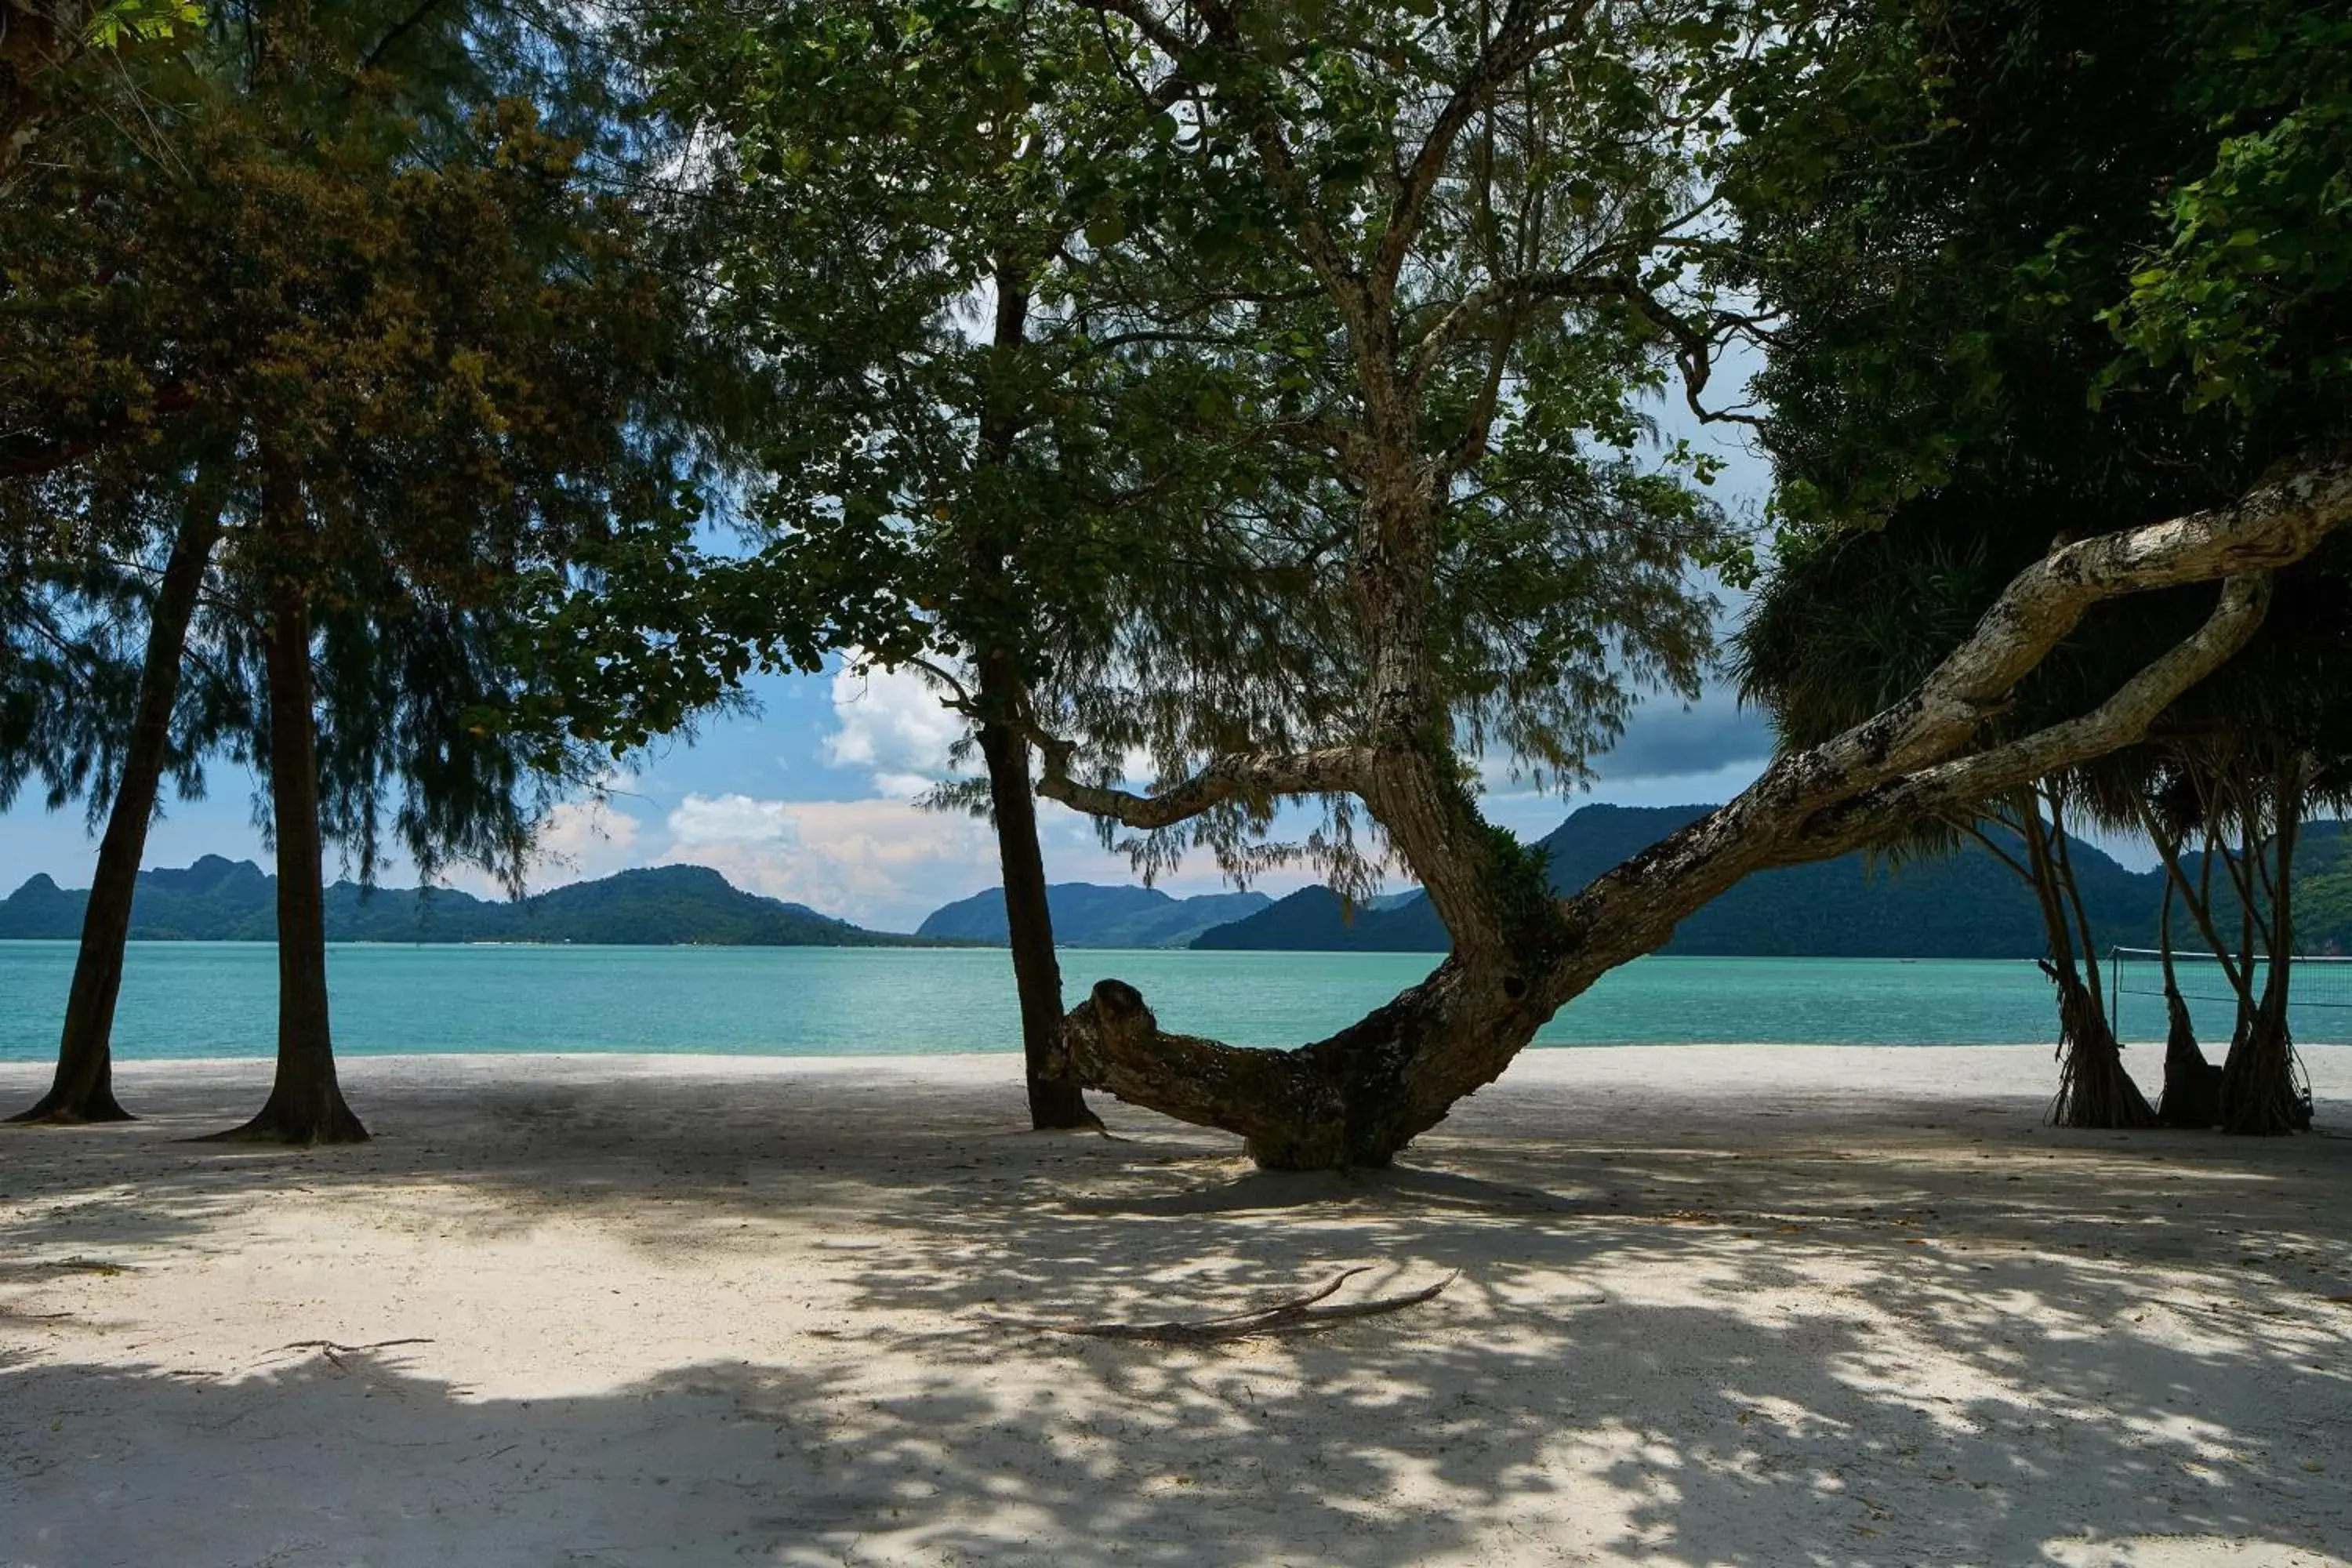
[
  {"x1": 0, "y1": 857, "x2": 948, "y2": 946},
  {"x1": 1188, "y1": 804, "x2": 2352, "y2": 958},
  {"x1": 916, "y1": 882, "x2": 1276, "y2": 949}
]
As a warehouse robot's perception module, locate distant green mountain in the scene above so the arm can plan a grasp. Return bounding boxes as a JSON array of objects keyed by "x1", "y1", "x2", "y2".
[
  {"x1": 1191, "y1": 885, "x2": 1448, "y2": 951},
  {"x1": 2274, "y1": 820, "x2": 2350, "y2": 956},
  {"x1": 1192, "y1": 803, "x2": 2177, "y2": 957},
  {"x1": 0, "y1": 857, "x2": 935, "y2": 946},
  {"x1": 916, "y1": 882, "x2": 1274, "y2": 947}
]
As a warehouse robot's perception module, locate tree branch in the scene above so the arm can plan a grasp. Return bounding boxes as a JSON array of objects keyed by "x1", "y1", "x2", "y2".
[
  {"x1": 1374, "y1": 0, "x2": 1598, "y2": 292},
  {"x1": 1406, "y1": 268, "x2": 1626, "y2": 390},
  {"x1": 1774, "y1": 572, "x2": 2275, "y2": 861},
  {"x1": 1537, "y1": 445, "x2": 2352, "y2": 1002},
  {"x1": 1032, "y1": 735, "x2": 1370, "y2": 829},
  {"x1": 1777, "y1": 445, "x2": 2352, "y2": 804}
]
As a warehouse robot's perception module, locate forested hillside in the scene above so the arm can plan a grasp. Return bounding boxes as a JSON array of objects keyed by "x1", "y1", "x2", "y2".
[
  {"x1": 0, "y1": 859, "x2": 930, "y2": 946},
  {"x1": 1192, "y1": 804, "x2": 2352, "y2": 957},
  {"x1": 916, "y1": 884, "x2": 1272, "y2": 947}
]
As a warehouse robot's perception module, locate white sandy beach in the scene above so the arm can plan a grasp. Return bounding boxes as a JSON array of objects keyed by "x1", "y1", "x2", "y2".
[{"x1": 3, "y1": 1044, "x2": 2350, "y2": 1567}]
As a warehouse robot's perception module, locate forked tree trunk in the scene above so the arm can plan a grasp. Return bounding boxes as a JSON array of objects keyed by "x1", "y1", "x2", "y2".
[
  {"x1": 976, "y1": 702, "x2": 1098, "y2": 1131},
  {"x1": 9, "y1": 481, "x2": 223, "y2": 1125},
  {"x1": 206, "y1": 474, "x2": 365, "y2": 1146}
]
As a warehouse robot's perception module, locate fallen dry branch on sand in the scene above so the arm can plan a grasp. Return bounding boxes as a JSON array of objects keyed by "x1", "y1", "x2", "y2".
[
  {"x1": 271, "y1": 1337, "x2": 436, "y2": 1370},
  {"x1": 1032, "y1": 1267, "x2": 1457, "y2": 1344}
]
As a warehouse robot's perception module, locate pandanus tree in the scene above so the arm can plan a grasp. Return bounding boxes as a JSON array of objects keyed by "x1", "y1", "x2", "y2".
[
  {"x1": 557, "y1": 0, "x2": 2351, "y2": 1170},
  {"x1": 2116, "y1": 560, "x2": 2352, "y2": 1133},
  {"x1": 2, "y1": 0, "x2": 728, "y2": 1135},
  {"x1": 1726, "y1": 0, "x2": 2352, "y2": 1131}
]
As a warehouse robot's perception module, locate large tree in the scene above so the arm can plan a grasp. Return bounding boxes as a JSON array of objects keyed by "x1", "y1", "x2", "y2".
[
  {"x1": 555, "y1": 0, "x2": 2351, "y2": 1169},
  {"x1": 1015, "y1": 0, "x2": 2351, "y2": 1168},
  {"x1": 571, "y1": 0, "x2": 1359, "y2": 1127}
]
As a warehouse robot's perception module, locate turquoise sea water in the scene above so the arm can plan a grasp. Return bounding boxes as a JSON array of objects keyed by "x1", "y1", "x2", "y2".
[{"x1": 2, "y1": 942, "x2": 2344, "y2": 1060}]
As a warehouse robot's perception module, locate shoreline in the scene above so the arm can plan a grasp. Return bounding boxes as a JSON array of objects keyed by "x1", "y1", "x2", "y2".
[{"x1": 5, "y1": 1038, "x2": 2351, "y2": 1077}]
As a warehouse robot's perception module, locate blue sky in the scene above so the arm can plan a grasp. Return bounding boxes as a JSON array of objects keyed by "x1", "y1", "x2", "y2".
[{"x1": 1, "y1": 406, "x2": 1808, "y2": 933}]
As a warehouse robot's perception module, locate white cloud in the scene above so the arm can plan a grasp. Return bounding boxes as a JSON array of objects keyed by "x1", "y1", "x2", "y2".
[
  {"x1": 640, "y1": 789, "x2": 1318, "y2": 931},
  {"x1": 527, "y1": 797, "x2": 646, "y2": 883},
  {"x1": 822, "y1": 663, "x2": 971, "y2": 797},
  {"x1": 666, "y1": 792, "x2": 798, "y2": 848},
  {"x1": 660, "y1": 792, "x2": 999, "y2": 929}
]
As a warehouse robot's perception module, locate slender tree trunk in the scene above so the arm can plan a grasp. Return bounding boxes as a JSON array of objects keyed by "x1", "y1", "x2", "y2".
[
  {"x1": 2023, "y1": 793, "x2": 2152, "y2": 1129},
  {"x1": 2223, "y1": 769, "x2": 2307, "y2": 1134},
  {"x1": 2154, "y1": 870, "x2": 2223, "y2": 1128},
  {"x1": 975, "y1": 684, "x2": 1098, "y2": 1131},
  {"x1": 9, "y1": 481, "x2": 223, "y2": 1125},
  {"x1": 963, "y1": 257, "x2": 1095, "y2": 1131},
  {"x1": 206, "y1": 469, "x2": 365, "y2": 1145}
]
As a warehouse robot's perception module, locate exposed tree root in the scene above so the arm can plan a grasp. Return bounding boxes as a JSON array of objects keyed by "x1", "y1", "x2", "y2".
[
  {"x1": 4, "y1": 1095, "x2": 135, "y2": 1127},
  {"x1": 2223, "y1": 1018, "x2": 2314, "y2": 1135},
  {"x1": 2156, "y1": 989, "x2": 2224, "y2": 1128},
  {"x1": 2045, "y1": 967, "x2": 2155, "y2": 1129},
  {"x1": 1028, "y1": 1266, "x2": 1455, "y2": 1344}
]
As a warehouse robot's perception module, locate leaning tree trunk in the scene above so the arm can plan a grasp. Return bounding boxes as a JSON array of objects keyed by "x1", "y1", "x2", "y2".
[
  {"x1": 9, "y1": 485, "x2": 223, "y2": 1125},
  {"x1": 207, "y1": 476, "x2": 365, "y2": 1145},
  {"x1": 975, "y1": 688, "x2": 1098, "y2": 1131},
  {"x1": 1035, "y1": 407, "x2": 2350, "y2": 1171},
  {"x1": 1051, "y1": 747, "x2": 1566, "y2": 1170}
]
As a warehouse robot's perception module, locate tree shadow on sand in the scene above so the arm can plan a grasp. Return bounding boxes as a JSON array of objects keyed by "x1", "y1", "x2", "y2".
[{"x1": 2, "y1": 1058, "x2": 2350, "y2": 1565}]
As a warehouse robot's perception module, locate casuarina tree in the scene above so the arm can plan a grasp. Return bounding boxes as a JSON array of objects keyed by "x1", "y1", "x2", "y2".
[{"x1": 2, "y1": 0, "x2": 730, "y2": 1137}]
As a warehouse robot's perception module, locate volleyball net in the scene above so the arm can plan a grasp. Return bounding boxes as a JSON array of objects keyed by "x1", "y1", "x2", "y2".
[{"x1": 2107, "y1": 947, "x2": 2352, "y2": 1045}]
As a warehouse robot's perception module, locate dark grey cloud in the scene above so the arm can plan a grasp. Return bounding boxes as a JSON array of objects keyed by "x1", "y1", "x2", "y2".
[{"x1": 1589, "y1": 688, "x2": 1775, "y2": 782}]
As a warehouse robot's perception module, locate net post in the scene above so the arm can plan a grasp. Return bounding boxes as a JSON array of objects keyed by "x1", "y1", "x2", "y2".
[{"x1": 2108, "y1": 946, "x2": 2121, "y2": 1042}]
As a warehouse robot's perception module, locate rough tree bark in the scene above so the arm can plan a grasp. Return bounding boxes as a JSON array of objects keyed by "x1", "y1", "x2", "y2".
[
  {"x1": 2154, "y1": 874, "x2": 2223, "y2": 1128},
  {"x1": 977, "y1": 684, "x2": 1099, "y2": 1131},
  {"x1": 1040, "y1": 450, "x2": 2352, "y2": 1169},
  {"x1": 9, "y1": 476, "x2": 223, "y2": 1125},
  {"x1": 205, "y1": 463, "x2": 366, "y2": 1145}
]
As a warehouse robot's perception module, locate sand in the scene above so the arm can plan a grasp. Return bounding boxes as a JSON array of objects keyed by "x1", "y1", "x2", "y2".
[{"x1": 2, "y1": 1044, "x2": 2350, "y2": 1567}]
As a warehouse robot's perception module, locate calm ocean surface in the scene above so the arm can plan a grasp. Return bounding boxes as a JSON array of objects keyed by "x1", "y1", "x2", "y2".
[{"x1": 3, "y1": 942, "x2": 2344, "y2": 1060}]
